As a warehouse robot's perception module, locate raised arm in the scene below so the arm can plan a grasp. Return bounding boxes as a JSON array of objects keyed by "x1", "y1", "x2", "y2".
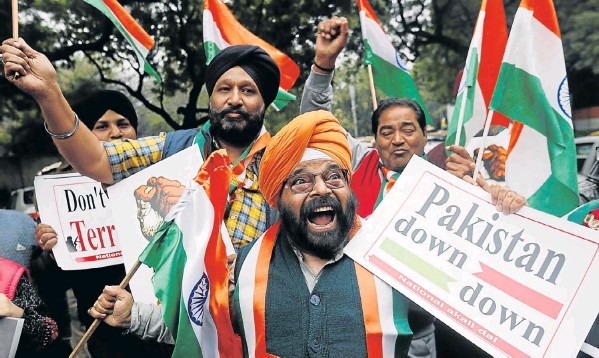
[
  {"x1": 1, "y1": 38, "x2": 114, "y2": 183},
  {"x1": 300, "y1": 16, "x2": 349, "y2": 114}
]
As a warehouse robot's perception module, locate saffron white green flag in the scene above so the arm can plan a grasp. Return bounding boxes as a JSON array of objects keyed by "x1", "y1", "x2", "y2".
[
  {"x1": 489, "y1": 0, "x2": 578, "y2": 217},
  {"x1": 203, "y1": 0, "x2": 299, "y2": 110},
  {"x1": 446, "y1": 0, "x2": 510, "y2": 148},
  {"x1": 356, "y1": 0, "x2": 431, "y2": 125},
  {"x1": 83, "y1": 0, "x2": 161, "y2": 83},
  {"x1": 139, "y1": 152, "x2": 241, "y2": 357}
]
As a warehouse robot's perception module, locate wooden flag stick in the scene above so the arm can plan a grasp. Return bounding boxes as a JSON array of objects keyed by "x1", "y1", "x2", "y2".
[
  {"x1": 472, "y1": 109, "x2": 494, "y2": 181},
  {"x1": 367, "y1": 64, "x2": 378, "y2": 110},
  {"x1": 12, "y1": 0, "x2": 18, "y2": 39},
  {"x1": 69, "y1": 260, "x2": 143, "y2": 358}
]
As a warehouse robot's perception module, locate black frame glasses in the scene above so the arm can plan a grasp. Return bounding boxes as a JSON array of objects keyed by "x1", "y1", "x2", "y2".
[{"x1": 284, "y1": 168, "x2": 349, "y2": 194}]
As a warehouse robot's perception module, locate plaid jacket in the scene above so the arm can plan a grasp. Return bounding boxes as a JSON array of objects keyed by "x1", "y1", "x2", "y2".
[{"x1": 103, "y1": 129, "x2": 276, "y2": 249}]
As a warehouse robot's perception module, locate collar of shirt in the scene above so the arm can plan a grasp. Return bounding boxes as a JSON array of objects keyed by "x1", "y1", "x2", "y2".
[{"x1": 287, "y1": 237, "x2": 344, "y2": 293}]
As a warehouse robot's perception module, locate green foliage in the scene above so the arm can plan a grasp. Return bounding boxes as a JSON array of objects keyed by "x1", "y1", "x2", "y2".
[{"x1": 1, "y1": 0, "x2": 598, "y2": 157}]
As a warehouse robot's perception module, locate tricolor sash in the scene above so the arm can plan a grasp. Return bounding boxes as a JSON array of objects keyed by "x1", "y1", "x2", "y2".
[{"x1": 235, "y1": 220, "x2": 412, "y2": 357}]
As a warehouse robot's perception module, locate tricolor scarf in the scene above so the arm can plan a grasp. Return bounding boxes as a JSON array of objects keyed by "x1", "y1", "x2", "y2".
[
  {"x1": 234, "y1": 221, "x2": 411, "y2": 357},
  {"x1": 194, "y1": 123, "x2": 271, "y2": 202},
  {"x1": 351, "y1": 150, "x2": 425, "y2": 217}
]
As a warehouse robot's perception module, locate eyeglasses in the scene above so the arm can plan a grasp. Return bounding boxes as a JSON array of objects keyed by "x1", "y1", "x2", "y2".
[{"x1": 284, "y1": 168, "x2": 349, "y2": 194}]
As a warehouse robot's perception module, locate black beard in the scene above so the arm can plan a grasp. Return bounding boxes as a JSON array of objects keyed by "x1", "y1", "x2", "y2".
[
  {"x1": 278, "y1": 192, "x2": 358, "y2": 260},
  {"x1": 208, "y1": 105, "x2": 264, "y2": 147}
]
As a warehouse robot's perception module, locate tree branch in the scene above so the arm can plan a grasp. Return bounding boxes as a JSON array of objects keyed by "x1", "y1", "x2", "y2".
[
  {"x1": 175, "y1": 3, "x2": 206, "y2": 128},
  {"x1": 47, "y1": 19, "x2": 114, "y2": 62},
  {"x1": 84, "y1": 52, "x2": 182, "y2": 130}
]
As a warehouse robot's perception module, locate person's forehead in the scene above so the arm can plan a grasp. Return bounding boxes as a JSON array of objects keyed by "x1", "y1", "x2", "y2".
[
  {"x1": 215, "y1": 66, "x2": 257, "y2": 86},
  {"x1": 379, "y1": 106, "x2": 420, "y2": 127},
  {"x1": 96, "y1": 110, "x2": 129, "y2": 123},
  {"x1": 291, "y1": 159, "x2": 338, "y2": 174}
]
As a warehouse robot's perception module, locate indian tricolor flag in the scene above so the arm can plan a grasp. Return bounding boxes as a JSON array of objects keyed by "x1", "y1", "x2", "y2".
[
  {"x1": 203, "y1": 0, "x2": 300, "y2": 110},
  {"x1": 490, "y1": 0, "x2": 578, "y2": 217},
  {"x1": 446, "y1": 0, "x2": 510, "y2": 148},
  {"x1": 357, "y1": 0, "x2": 431, "y2": 125},
  {"x1": 139, "y1": 151, "x2": 241, "y2": 357},
  {"x1": 83, "y1": 0, "x2": 160, "y2": 83}
]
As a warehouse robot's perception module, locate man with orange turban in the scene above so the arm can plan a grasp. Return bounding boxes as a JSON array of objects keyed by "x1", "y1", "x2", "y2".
[
  {"x1": 89, "y1": 110, "x2": 415, "y2": 357},
  {"x1": 230, "y1": 110, "x2": 414, "y2": 356}
]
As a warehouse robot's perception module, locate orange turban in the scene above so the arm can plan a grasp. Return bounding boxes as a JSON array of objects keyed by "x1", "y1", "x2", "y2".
[{"x1": 259, "y1": 110, "x2": 352, "y2": 208}]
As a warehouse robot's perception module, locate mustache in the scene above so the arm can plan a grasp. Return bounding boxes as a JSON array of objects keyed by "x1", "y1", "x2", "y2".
[
  {"x1": 215, "y1": 106, "x2": 251, "y2": 120},
  {"x1": 300, "y1": 195, "x2": 342, "y2": 220}
]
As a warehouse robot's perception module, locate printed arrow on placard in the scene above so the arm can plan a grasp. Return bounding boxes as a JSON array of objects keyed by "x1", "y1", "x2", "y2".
[
  {"x1": 473, "y1": 262, "x2": 563, "y2": 319},
  {"x1": 379, "y1": 238, "x2": 456, "y2": 292}
]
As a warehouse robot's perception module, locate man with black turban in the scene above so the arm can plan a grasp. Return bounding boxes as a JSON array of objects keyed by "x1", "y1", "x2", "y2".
[
  {"x1": 3, "y1": 39, "x2": 282, "y2": 250},
  {"x1": 73, "y1": 90, "x2": 138, "y2": 141}
]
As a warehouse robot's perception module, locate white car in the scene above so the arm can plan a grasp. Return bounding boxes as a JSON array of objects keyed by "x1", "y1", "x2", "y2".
[{"x1": 8, "y1": 186, "x2": 38, "y2": 220}]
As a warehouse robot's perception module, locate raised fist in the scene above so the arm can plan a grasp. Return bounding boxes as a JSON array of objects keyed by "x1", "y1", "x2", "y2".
[
  {"x1": 474, "y1": 144, "x2": 507, "y2": 181},
  {"x1": 134, "y1": 177, "x2": 186, "y2": 240}
]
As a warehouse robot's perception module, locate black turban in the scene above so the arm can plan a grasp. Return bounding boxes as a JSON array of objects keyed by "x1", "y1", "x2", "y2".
[
  {"x1": 72, "y1": 90, "x2": 138, "y2": 132},
  {"x1": 205, "y1": 45, "x2": 281, "y2": 108}
]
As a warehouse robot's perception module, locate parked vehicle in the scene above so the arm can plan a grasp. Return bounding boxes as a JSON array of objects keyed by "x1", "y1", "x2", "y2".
[
  {"x1": 575, "y1": 136, "x2": 599, "y2": 175},
  {"x1": 8, "y1": 186, "x2": 38, "y2": 221}
]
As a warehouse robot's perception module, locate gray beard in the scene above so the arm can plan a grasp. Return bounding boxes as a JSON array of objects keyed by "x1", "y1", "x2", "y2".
[{"x1": 277, "y1": 192, "x2": 358, "y2": 260}]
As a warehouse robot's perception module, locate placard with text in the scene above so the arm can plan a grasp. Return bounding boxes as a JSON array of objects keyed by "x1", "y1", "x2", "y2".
[
  {"x1": 35, "y1": 173, "x2": 123, "y2": 270},
  {"x1": 107, "y1": 145, "x2": 203, "y2": 304},
  {"x1": 345, "y1": 156, "x2": 599, "y2": 358}
]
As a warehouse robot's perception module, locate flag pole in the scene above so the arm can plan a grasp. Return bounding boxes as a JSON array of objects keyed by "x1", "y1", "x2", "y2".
[
  {"x1": 69, "y1": 260, "x2": 143, "y2": 358},
  {"x1": 472, "y1": 109, "x2": 494, "y2": 182},
  {"x1": 11, "y1": 0, "x2": 19, "y2": 80},
  {"x1": 367, "y1": 64, "x2": 378, "y2": 110},
  {"x1": 12, "y1": 0, "x2": 18, "y2": 39}
]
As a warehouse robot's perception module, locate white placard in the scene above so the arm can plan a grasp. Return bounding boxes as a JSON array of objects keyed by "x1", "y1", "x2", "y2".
[
  {"x1": 0, "y1": 317, "x2": 24, "y2": 358},
  {"x1": 345, "y1": 156, "x2": 599, "y2": 358},
  {"x1": 107, "y1": 145, "x2": 203, "y2": 304},
  {"x1": 35, "y1": 173, "x2": 123, "y2": 270}
]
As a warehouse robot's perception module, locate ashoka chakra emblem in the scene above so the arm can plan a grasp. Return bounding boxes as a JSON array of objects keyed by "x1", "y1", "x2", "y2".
[
  {"x1": 557, "y1": 76, "x2": 571, "y2": 120},
  {"x1": 395, "y1": 51, "x2": 408, "y2": 72},
  {"x1": 188, "y1": 272, "x2": 210, "y2": 326}
]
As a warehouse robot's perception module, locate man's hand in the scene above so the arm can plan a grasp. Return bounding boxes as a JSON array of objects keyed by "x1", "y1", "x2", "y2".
[
  {"x1": 35, "y1": 223, "x2": 58, "y2": 251},
  {"x1": 445, "y1": 145, "x2": 475, "y2": 179},
  {"x1": 89, "y1": 286, "x2": 133, "y2": 329},
  {"x1": 0, "y1": 294, "x2": 24, "y2": 318},
  {"x1": 465, "y1": 175, "x2": 528, "y2": 214},
  {"x1": 1, "y1": 38, "x2": 59, "y2": 100},
  {"x1": 314, "y1": 16, "x2": 349, "y2": 72}
]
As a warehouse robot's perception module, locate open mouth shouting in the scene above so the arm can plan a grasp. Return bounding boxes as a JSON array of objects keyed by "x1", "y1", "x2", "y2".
[{"x1": 306, "y1": 204, "x2": 338, "y2": 232}]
